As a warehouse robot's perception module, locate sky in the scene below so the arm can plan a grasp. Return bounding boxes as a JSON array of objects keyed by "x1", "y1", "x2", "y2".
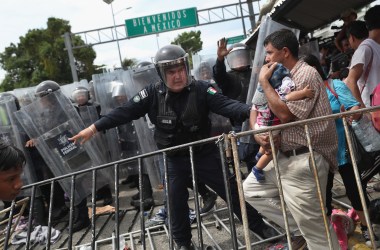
[{"x1": 0, "y1": 0, "x2": 264, "y2": 82}]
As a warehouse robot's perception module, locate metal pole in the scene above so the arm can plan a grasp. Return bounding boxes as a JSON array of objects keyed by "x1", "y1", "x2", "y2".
[
  {"x1": 110, "y1": 2, "x2": 124, "y2": 68},
  {"x1": 63, "y1": 32, "x2": 79, "y2": 82},
  {"x1": 238, "y1": 0, "x2": 247, "y2": 37}
]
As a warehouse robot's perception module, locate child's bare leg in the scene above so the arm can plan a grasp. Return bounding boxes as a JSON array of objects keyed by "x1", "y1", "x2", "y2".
[{"x1": 251, "y1": 147, "x2": 273, "y2": 183}]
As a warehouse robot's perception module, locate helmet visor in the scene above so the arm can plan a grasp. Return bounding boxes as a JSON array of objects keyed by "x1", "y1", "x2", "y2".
[{"x1": 226, "y1": 48, "x2": 252, "y2": 70}]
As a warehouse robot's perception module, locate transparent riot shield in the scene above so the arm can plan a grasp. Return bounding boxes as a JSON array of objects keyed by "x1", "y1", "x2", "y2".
[
  {"x1": 92, "y1": 70, "x2": 139, "y2": 179},
  {"x1": 15, "y1": 90, "x2": 112, "y2": 205},
  {"x1": 299, "y1": 39, "x2": 320, "y2": 59},
  {"x1": 60, "y1": 80, "x2": 89, "y2": 102},
  {"x1": 193, "y1": 60, "x2": 232, "y2": 136},
  {"x1": 78, "y1": 105, "x2": 110, "y2": 163},
  {"x1": 13, "y1": 87, "x2": 37, "y2": 107},
  {"x1": 241, "y1": 16, "x2": 300, "y2": 141},
  {"x1": 122, "y1": 67, "x2": 162, "y2": 187},
  {"x1": 0, "y1": 95, "x2": 39, "y2": 197}
]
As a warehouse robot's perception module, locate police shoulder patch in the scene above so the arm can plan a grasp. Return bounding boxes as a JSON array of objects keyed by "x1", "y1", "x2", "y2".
[
  {"x1": 139, "y1": 89, "x2": 148, "y2": 99},
  {"x1": 207, "y1": 87, "x2": 217, "y2": 95},
  {"x1": 133, "y1": 95, "x2": 141, "y2": 103}
]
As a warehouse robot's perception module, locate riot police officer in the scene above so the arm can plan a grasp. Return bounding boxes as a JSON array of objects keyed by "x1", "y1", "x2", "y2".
[
  {"x1": 70, "y1": 45, "x2": 278, "y2": 249},
  {"x1": 213, "y1": 39, "x2": 259, "y2": 172},
  {"x1": 72, "y1": 86, "x2": 113, "y2": 206},
  {"x1": 29, "y1": 81, "x2": 91, "y2": 232}
]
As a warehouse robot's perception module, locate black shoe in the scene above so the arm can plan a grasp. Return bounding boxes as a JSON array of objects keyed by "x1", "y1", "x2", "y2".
[
  {"x1": 129, "y1": 182, "x2": 138, "y2": 189},
  {"x1": 121, "y1": 176, "x2": 135, "y2": 185},
  {"x1": 132, "y1": 192, "x2": 140, "y2": 200},
  {"x1": 177, "y1": 243, "x2": 194, "y2": 250},
  {"x1": 200, "y1": 191, "x2": 217, "y2": 215},
  {"x1": 51, "y1": 206, "x2": 69, "y2": 221},
  {"x1": 130, "y1": 198, "x2": 154, "y2": 211},
  {"x1": 254, "y1": 224, "x2": 279, "y2": 240},
  {"x1": 103, "y1": 196, "x2": 113, "y2": 206},
  {"x1": 72, "y1": 217, "x2": 90, "y2": 233}
]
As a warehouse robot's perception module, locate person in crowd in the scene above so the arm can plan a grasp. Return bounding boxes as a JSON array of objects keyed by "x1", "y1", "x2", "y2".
[
  {"x1": 72, "y1": 86, "x2": 113, "y2": 206},
  {"x1": 213, "y1": 39, "x2": 259, "y2": 172},
  {"x1": 0, "y1": 141, "x2": 25, "y2": 201},
  {"x1": 70, "y1": 44, "x2": 278, "y2": 250},
  {"x1": 346, "y1": 20, "x2": 369, "y2": 51},
  {"x1": 243, "y1": 29, "x2": 340, "y2": 250},
  {"x1": 345, "y1": 5, "x2": 380, "y2": 108},
  {"x1": 251, "y1": 64, "x2": 314, "y2": 182},
  {"x1": 335, "y1": 8, "x2": 357, "y2": 53},
  {"x1": 303, "y1": 54, "x2": 380, "y2": 247}
]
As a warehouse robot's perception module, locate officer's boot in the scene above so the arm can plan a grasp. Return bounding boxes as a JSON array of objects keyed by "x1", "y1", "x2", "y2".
[
  {"x1": 130, "y1": 174, "x2": 154, "y2": 211},
  {"x1": 72, "y1": 198, "x2": 90, "y2": 233},
  {"x1": 96, "y1": 185, "x2": 113, "y2": 206},
  {"x1": 33, "y1": 197, "x2": 47, "y2": 226}
]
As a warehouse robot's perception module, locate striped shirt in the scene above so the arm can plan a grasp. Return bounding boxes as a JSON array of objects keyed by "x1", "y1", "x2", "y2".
[{"x1": 281, "y1": 60, "x2": 338, "y2": 169}]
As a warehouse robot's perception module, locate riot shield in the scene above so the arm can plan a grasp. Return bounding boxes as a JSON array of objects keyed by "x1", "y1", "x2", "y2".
[
  {"x1": 123, "y1": 67, "x2": 162, "y2": 187},
  {"x1": 0, "y1": 95, "x2": 39, "y2": 197},
  {"x1": 78, "y1": 105, "x2": 110, "y2": 163},
  {"x1": 241, "y1": 16, "x2": 300, "y2": 142},
  {"x1": 12, "y1": 87, "x2": 37, "y2": 107},
  {"x1": 92, "y1": 71, "x2": 138, "y2": 179},
  {"x1": 15, "y1": 90, "x2": 112, "y2": 205},
  {"x1": 60, "y1": 80, "x2": 89, "y2": 102},
  {"x1": 299, "y1": 39, "x2": 320, "y2": 59}
]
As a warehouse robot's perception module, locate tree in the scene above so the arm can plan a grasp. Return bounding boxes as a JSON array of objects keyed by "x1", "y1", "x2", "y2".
[
  {"x1": 171, "y1": 30, "x2": 203, "y2": 68},
  {"x1": 122, "y1": 58, "x2": 138, "y2": 69},
  {"x1": 0, "y1": 18, "x2": 101, "y2": 92}
]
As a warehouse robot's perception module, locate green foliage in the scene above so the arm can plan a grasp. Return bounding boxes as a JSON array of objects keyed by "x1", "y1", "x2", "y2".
[
  {"x1": 171, "y1": 30, "x2": 203, "y2": 68},
  {"x1": 0, "y1": 17, "x2": 101, "y2": 92},
  {"x1": 122, "y1": 58, "x2": 138, "y2": 69}
]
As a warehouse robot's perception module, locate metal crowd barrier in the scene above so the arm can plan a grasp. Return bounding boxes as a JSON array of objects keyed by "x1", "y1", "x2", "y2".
[{"x1": 2, "y1": 105, "x2": 380, "y2": 250}]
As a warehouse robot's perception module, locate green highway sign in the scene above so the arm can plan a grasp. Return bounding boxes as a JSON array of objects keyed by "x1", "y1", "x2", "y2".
[
  {"x1": 226, "y1": 35, "x2": 245, "y2": 45},
  {"x1": 125, "y1": 7, "x2": 198, "y2": 38}
]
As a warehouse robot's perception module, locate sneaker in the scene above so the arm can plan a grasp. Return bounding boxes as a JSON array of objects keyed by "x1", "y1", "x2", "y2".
[
  {"x1": 252, "y1": 166, "x2": 265, "y2": 182},
  {"x1": 291, "y1": 235, "x2": 306, "y2": 250},
  {"x1": 254, "y1": 224, "x2": 279, "y2": 240},
  {"x1": 361, "y1": 226, "x2": 380, "y2": 247},
  {"x1": 188, "y1": 209, "x2": 197, "y2": 224},
  {"x1": 145, "y1": 208, "x2": 166, "y2": 228},
  {"x1": 200, "y1": 191, "x2": 217, "y2": 215}
]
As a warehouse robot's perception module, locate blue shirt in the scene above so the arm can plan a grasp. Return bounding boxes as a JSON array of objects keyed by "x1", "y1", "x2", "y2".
[{"x1": 326, "y1": 79, "x2": 360, "y2": 167}]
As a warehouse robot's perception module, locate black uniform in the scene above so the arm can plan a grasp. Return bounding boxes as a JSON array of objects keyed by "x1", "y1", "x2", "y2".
[
  {"x1": 213, "y1": 58, "x2": 259, "y2": 170},
  {"x1": 94, "y1": 80, "x2": 272, "y2": 247}
]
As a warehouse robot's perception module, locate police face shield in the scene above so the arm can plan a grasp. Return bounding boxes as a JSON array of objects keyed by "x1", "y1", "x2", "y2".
[
  {"x1": 156, "y1": 54, "x2": 192, "y2": 88},
  {"x1": 226, "y1": 47, "x2": 252, "y2": 70},
  {"x1": 194, "y1": 62, "x2": 213, "y2": 81},
  {"x1": 111, "y1": 84, "x2": 128, "y2": 107},
  {"x1": 72, "y1": 89, "x2": 89, "y2": 106}
]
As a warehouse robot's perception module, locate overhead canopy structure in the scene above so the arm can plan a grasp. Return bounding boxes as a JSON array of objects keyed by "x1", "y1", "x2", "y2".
[
  {"x1": 269, "y1": 0, "x2": 375, "y2": 32},
  {"x1": 245, "y1": 0, "x2": 375, "y2": 46}
]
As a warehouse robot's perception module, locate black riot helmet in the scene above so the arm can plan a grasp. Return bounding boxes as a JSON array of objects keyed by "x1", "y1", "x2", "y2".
[
  {"x1": 154, "y1": 44, "x2": 192, "y2": 88},
  {"x1": 34, "y1": 80, "x2": 60, "y2": 98},
  {"x1": 226, "y1": 43, "x2": 252, "y2": 70},
  {"x1": 136, "y1": 61, "x2": 153, "y2": 68},
  {"x1": 71, "y1": 86, "x2": 90, "y2": 106}
]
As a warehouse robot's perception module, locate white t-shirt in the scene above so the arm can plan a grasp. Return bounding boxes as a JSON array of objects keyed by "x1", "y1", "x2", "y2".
[{"x1": 350, "y1": 38, "x2": 380, "y2": 107}]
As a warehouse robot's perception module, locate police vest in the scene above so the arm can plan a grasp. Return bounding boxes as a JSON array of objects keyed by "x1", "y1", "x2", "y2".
[{"x1": 154, "y1": 82, "x2": 210, "y2": 151}]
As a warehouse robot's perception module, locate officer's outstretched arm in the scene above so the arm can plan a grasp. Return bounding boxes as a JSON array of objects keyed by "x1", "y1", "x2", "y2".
[{"x1": 69, "y1": 124, "x2": 97, "y2": 145}]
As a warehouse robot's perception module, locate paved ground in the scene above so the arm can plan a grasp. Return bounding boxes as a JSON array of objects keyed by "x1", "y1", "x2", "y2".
[{"x1": 2, "y1": 172, "x2": 380, "y2": 249}]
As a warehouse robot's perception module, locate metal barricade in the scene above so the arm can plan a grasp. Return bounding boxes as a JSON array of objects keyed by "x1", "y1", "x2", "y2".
[{"x1": 2, "y1": 106, "x2": 380, "y2": 250}]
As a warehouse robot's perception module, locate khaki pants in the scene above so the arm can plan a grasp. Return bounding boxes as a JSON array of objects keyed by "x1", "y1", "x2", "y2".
[{"x1": 243, "y1": 151, "x2": 340, "y2": 250}]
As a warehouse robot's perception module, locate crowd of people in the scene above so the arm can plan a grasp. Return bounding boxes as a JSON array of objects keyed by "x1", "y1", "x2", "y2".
[{"x1": 1, "y1": 4, "x2": 380, "y2": 250}]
